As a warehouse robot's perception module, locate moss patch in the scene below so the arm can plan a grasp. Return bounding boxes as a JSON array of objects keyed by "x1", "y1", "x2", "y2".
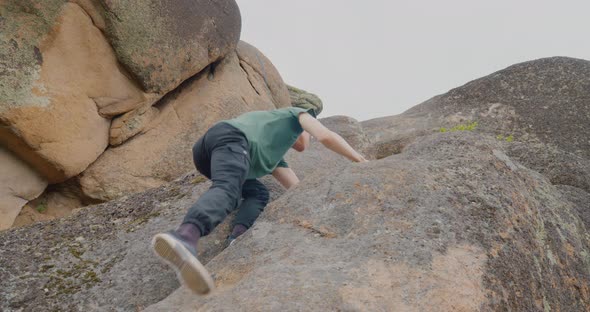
[
  {"x1": 191, "y1": 175, "x2": 207, "y2": 184},
  {"x1": 125, "y1": 211, "x2": 161, "y2": 232},
  {"x1": 0, "y1": 0, "x2": 66, "y2": 109},
  {"x1": 43, "y1": 258, "x2": 101, "y2": 297}
]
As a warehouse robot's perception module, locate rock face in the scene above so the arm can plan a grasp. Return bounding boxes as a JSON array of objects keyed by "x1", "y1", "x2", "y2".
[
  {"x1": 0, "y1": 147, "x2": 47, "y2": 230},
  {"x1": 404, "y1": 57, "x2": 590, "y2": 158},
  {"x1": 2, "y1": 56, "x2": 590, "y2": 311},
  {"x1": 98, "y1": 0, "x2": 242, "y2": 94},
  {"x1": 0, "y1": 116, "x2": 353, "y2": 311},
  {"x1": 0, "y1": 1, "x2": 153, "y2": 183},
  {"x1": 236, "y1": 41, "x2": 291, "y2": 108},
  {"x1": 78, "y1": 51, "x2": 284, "y2": 202},
  {"x1": 2, "y1": 131, "x2": 589, "y2": 311},
  {"x1": 1, "y1": 0, "x2": 293, "y2": 226},
  {"x1": 363, "y1": 57, "x2": 590, "y2": 207},
  {"x1": 369, "y1": 57, "x2": 590, "y2": 160},
  {"x1": 147, "y1": 133, "x2": 590, "y2": 312}
]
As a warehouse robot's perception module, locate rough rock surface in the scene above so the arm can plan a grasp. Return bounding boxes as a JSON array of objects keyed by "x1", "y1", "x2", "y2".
[
  {"x1": 109, "y1": 104, "x2": 160, "y2": 146},
  {"x1": 0, "y1": 1, "x2": 154, "y2": 183},
  {"x1": 0, "y1": 147, "x2": 47, "y2": 230},
  {"x1": 12, "y1": 180, "x2": 87, "y2": 229},
  {"x1": 2, "y1": 56, "x2": 590, "y2": 311},
  {"x1": 145, "y1": 133, "x2": 590, "y2": 311},
  {"x1": 98, "y1": 0, "x2": 242, "y2": 94},
  {"x1": 77, "y1": 51, "x2": 284, "y2": 202},
  {"x1": 4, "y1": 131, "x2": 589, "y2": 311},
  {"x1": 404, "y1": 57, "x2": 589, "y2": 158},
  {"x1": 364, "y1": 57, "x2": 590, "y2": 160},
  {"x1": 236, "y1": 41, "x2": 291, "y2": 108},
  {"x1": 0, "y1": 121, "x2": 351, "y2": 310},
  {"x1": 506, "y1": 141, "x2": 590, "y2": 194}
]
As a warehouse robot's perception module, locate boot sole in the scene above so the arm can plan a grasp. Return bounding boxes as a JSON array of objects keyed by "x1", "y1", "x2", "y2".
[{"x1": 152, "y1": 233, "x2": 214, "y2": 295}]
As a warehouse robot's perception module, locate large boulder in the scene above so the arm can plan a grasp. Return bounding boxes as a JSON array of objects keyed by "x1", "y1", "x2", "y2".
[
  {"x1": 146, "y1": 132, "x2": 590, "y2": 311},
  {"x1": 78, "y1": 51, "x2": 281, "y2": 202},
  {"x1": 0, "y1": 1, "x2": 154, "y2": 183},
  {"x1": 0, "y1": 147, "x2": 47, "y2": 230},
  {"x1": 97, "y1": 0, "x2": 242, "y2": 94},
  {"x1": 364, "y1": 57, "x2": 590, "y2": 160},
  {"x1": 3, "y1": 130, "x2": 589, "y2": 311},
  {"x1": 236, "y1": 41, "x2": 291, "y2": 108},
  {"x1": 411, "y1": 57, "x2": 590, "y2": 157},
  {"x1": 362, "y1": 57, "x2": 590, "y2": 235}
]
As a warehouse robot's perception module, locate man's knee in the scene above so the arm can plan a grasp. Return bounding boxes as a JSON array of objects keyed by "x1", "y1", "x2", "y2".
[
  {"x1": 244, "y1": 181, "x2": 269, "y2": 205},
  {"x1": 257, "y1": 185, "x2": 270, "y2": 205}
]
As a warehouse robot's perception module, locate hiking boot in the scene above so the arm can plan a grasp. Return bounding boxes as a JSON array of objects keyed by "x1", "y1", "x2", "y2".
[{"x1": 152, "y1": 231, "x2": 214, "y2": 295}]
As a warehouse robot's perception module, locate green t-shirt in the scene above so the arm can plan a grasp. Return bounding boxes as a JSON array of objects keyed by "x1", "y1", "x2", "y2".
[{"x1": 222, "y1": 107, "x2": 310, "y2": 179}]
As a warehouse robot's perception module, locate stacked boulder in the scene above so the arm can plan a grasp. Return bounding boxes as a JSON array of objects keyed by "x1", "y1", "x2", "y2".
[{"x1": 0, "y1": 0, "x2": 304, "y2": 229}]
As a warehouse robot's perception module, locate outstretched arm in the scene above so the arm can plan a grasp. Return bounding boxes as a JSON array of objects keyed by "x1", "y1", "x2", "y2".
[
  {"x1": 272, "y1": 167, "x2": 300, "y2": 189},
  {"x1": 298, "y1": 113, "x2": 368, "y2": 163}
]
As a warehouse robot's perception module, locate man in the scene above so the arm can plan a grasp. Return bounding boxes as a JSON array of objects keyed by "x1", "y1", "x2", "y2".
[{"x1": 152, "y1": 106, "x2": 367, "y2": 295}]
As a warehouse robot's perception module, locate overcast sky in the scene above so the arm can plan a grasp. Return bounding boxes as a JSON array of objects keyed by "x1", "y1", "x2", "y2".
[{"x1": 236, "y1": 0, "x2": 589, "y2": 121}]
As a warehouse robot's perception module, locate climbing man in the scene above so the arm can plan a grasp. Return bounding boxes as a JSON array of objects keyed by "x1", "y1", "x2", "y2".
[{"x1": 152, "y1": 104, "x2": 368, "y2": 294}]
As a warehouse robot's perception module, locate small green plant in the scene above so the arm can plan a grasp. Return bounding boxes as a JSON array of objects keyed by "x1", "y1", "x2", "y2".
[
  {"x1": 496, "y1": 134, "x2": 514, "y2": 142},
  {"x1": 439, "y1": 121, "x2": 478, "y2": 133},
  {"x1": 36, "y1": 202, "x2": 48, "y2": 213}
]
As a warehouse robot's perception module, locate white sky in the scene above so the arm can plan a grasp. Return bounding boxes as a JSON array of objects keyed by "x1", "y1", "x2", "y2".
[{"x1": 236, "y1": 0, "x2": 589, "y2": 121}]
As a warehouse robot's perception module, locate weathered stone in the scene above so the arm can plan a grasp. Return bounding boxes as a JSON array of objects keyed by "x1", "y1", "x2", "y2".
[
  {"x1": 11, "y1": 204, "x2": 54, "y2": 228},
  {"x1": 3, "y1": 132, "x2": 589, "y2": 311},
  {"x1": 145, "y1": 132, "x2": 590, "y2": 311},
  {"x1": 0, "y1": 147, "x2": 47, "y2": 230},
  {"x1": 404, "y1": 56, "x2": 590, "y2": 158},
  {"x1": 79, "y1": 51, "x2": 278, "y2": 202},
  {"x1": 0, "y1": 115, "x2": 365, "y2": 310},
  {"x1": 556, "y1": 185, "x2": 590, "y2": 230},
  {"x1": 12, "y1": 180, "x2": 86, "y2": 229},
  {"x1": 362, "y1": 114, "x2": 436, "y2": 159},
  {"x1": 506, "y1": 141, "x2": 590, "y2": 193},
  {"x1": 288, "y1": 85, "x2": 323, "y2": 116},
  {"x1": 0, "y1": 173, "x2": 214, "y2": 311},
  {"x1": 0, "y1": 1, "x2": 154, "y2": 183},
  {"x1": 109, "y1": 104, "x2": 160, "y2": 146},
  {"x1": 3, "y1": 55, "x2": 590, "y2": 312},
  {"x1": 363, "y1": 57, "x2": 590, "y2": 161},
  {"x1": 99, "y1": 0, "x2": 242, "y2": 93},
  {"x1": 236, "y1": 41, "x2": 291, "y2": 108}
]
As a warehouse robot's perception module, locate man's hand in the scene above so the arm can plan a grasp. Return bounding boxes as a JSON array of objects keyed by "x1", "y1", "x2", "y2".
[
  {"x1": 356, "y1": 155, "x2": 369, "y2": 163},
  {"x1": 272, "y1": 167, "x2": 300, "y2": 189}
]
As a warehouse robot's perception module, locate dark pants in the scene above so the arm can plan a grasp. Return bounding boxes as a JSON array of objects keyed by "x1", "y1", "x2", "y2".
[{"x1": 183, "y1": 123, "x2": 270, "y2": 236}]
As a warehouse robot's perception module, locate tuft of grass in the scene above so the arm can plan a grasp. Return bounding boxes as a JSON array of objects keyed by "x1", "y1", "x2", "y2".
[
  {"x1": 191, "y1": 176, "x2": 207, "y2": 184},
  {"x1": 497, "y1": 134, "x2": 515, "y2": 143},
  {"x1": 36, "y1": 203, "x2": 48, "y2": 213},
  {"x1": 439, "y1": 121, "x2": 478, "y2": 133}
]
